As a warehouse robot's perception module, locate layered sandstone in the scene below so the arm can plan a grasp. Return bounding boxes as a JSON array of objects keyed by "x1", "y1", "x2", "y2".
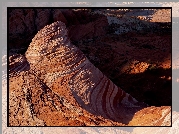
[{"x1": 9, "y1": 21, "x2": 171, "y2": 126}]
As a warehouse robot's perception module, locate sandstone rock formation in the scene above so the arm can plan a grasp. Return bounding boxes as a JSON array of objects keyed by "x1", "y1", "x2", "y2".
[
  {"x1": 9, "y1": 10, "x2": 172, "y2": 108},
  {"x1": 9, "y1": 55, "x2": 124, "y2": 126},
  {"x1": 9, "y1": 21, "x2": 171, "y2": 126},
  {"x1": 25, "y1": 21, "x2": 148, "y2": 124}
]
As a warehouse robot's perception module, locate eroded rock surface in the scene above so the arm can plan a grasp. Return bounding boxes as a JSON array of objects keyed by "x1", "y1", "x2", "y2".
[
  {"x1": 9, "y1": 10, "x2": 172, "y2": 108},
  {"x1": 9, "y1": 54, "x2": 124, "y2": 126},
  {"x1": 9, "y1": 21, "x2": 171, "y2": 126}
]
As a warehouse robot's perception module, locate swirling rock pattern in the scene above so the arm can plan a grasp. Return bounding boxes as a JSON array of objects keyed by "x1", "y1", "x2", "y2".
[
  {"x1": 9, "y1": 21, "x2": 171, "y2": 126},
  {"x1": 25, "y1": 21, "x2": 148, "y2": 123},
  {"x1": 9, "y1": 55, "x2": 124, "y2": 126}
]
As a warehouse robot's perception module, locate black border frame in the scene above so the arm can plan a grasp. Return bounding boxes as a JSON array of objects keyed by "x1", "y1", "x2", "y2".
[{"x1": 7, "y1": 6, "x2": 172, "y2": 127}]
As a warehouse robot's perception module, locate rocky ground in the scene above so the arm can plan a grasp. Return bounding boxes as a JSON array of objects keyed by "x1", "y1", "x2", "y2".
[{"x1": 8, "y1": 8, "x2": 172, "y2": 127}]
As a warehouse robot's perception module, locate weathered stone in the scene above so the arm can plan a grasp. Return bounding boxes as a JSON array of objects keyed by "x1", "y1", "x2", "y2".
[{"x1": 9, "y1": 10, "x2": 172, "y2": 126}]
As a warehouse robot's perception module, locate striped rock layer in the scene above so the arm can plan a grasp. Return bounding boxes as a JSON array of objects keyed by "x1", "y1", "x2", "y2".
[
  {"x1": 9, "y1": 54, "x2": 124, "y2": 126},
  {"x1": 25, "y1": 21, "x2": 148, "y2": 124}
]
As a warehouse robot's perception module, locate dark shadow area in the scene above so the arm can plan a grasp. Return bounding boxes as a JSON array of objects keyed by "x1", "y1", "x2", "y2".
[
  {"x1": 70, "y1": 8, "x2": 171, "y2": 107},
  {"x1": 8, "y1": 8, "x2": 106, "y2": 54},
  {"x1": 73, "y1": 35, "x2": 171, "y2": 107},
  {"x1": 114, "y1": 68, "x2": 172, "y2": 106}
]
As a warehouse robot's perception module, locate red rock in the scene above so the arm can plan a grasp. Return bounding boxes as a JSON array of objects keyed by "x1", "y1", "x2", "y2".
[
  {"x1": 9, "y1": 54, "x2": 44, "y2": 126},
  {"x1": 9, "y1": 55, "x2": 123, "y2": 126},
  {"x1": 25, "y1": 21, "x2": 148, "y2": 125},
  {"x1": 9, "y1": 21, "x2": 171, "y2": 126}
]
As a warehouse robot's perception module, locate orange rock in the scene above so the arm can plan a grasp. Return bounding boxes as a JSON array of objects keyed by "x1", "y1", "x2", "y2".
[
  {"x1": 25, "y1": 21, "x2": 148, "y2": 125},
  {"x1": 9, "y1": 21, "x2": 171, "y2": 126}
]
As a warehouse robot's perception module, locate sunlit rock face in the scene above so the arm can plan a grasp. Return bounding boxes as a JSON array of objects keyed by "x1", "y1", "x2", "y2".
[
  {"x1": 9, "y1": 21, "x2": 171, "y2": 126},
  {"x1": 9, "y1": 54, "x2": 45, "y2": 126},
  {"x1": 8, "y1": 54, "x2": 123, "y2": 126},
  {"x1": 132, "y1": 111, "x2": 178, "y2": 134}
]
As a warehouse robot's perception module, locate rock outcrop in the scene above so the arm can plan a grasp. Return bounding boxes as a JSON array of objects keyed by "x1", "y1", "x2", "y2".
[
  {"x1": 9, "y1": 10, "x2": 172, "y2": 108},
  {"x1": 9, "y1": 55, "x2": 124, "y2": 126},
  {"x1": 9, "y1": 21, "x2": 171, "y2": 126}
]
